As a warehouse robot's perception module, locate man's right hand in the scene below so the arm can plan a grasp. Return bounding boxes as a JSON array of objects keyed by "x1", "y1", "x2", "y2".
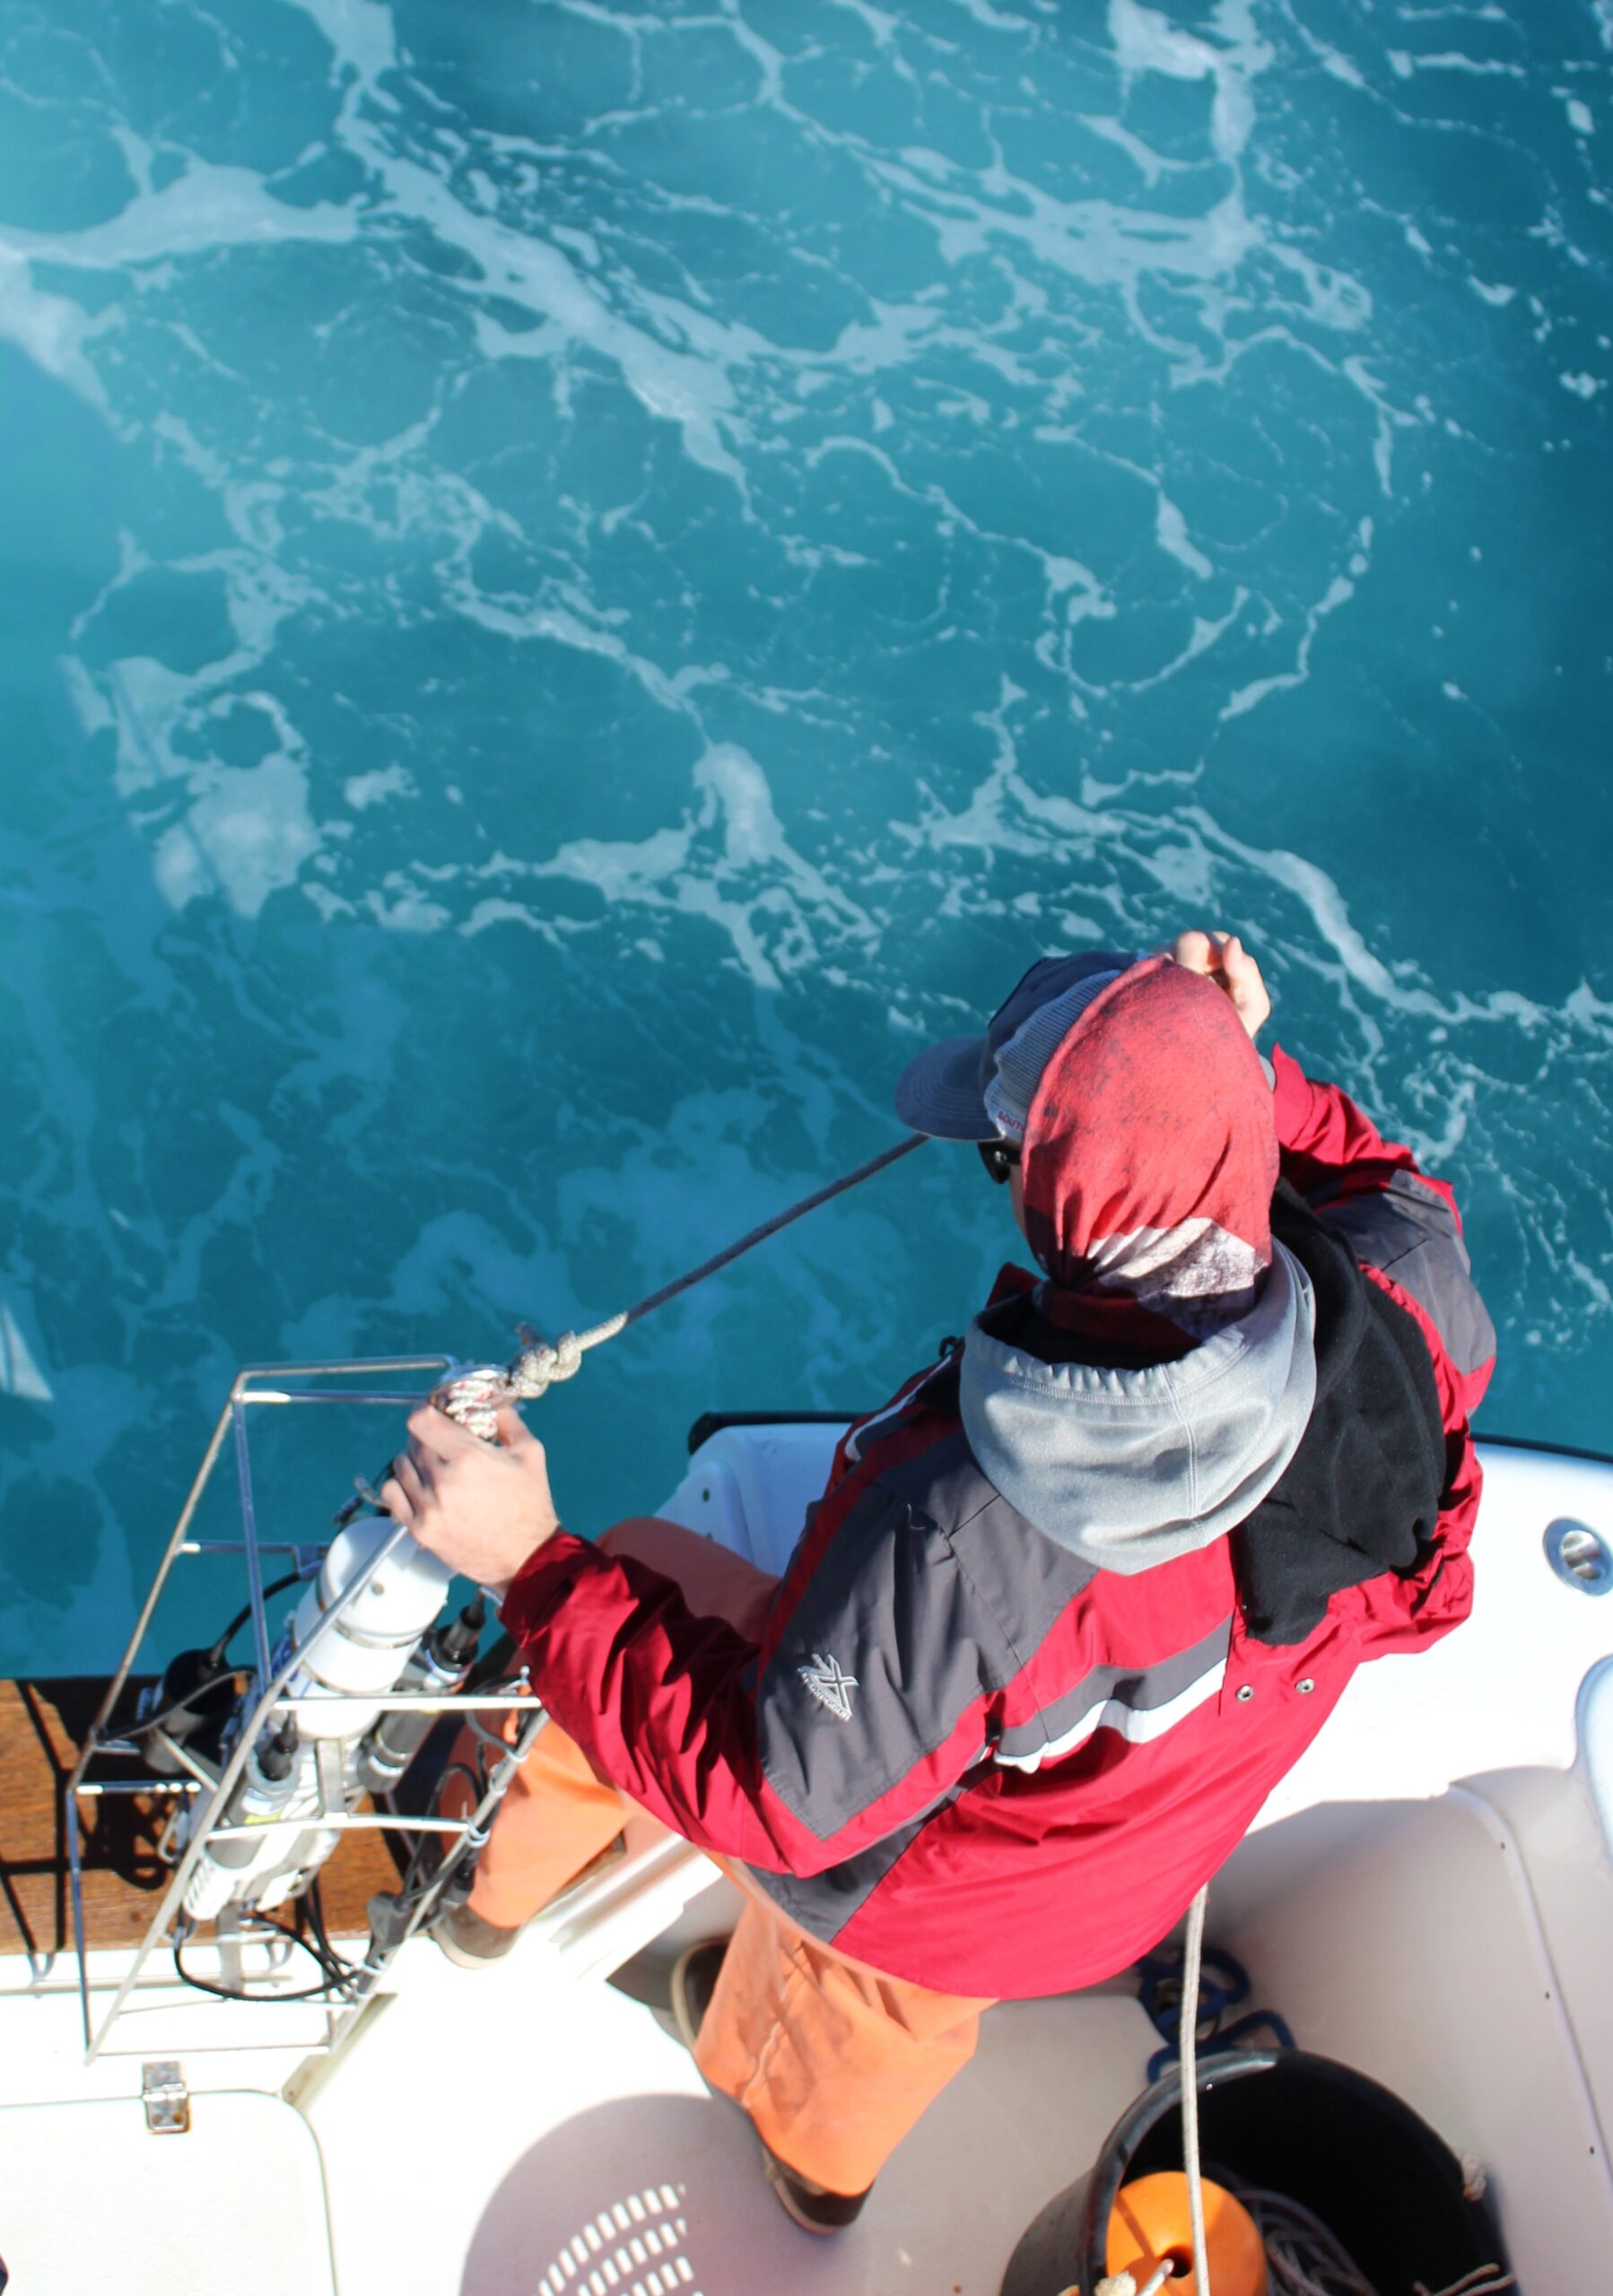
[
  {"x1": 1166, "y1": 928, "x2": 1272, "y2": 1042},
  {"x1": 379, "y1": 1403, "x2": 562, "y2": 1600}
]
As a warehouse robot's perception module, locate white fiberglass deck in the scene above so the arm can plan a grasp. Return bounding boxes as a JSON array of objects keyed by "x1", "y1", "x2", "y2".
[{"x1": 0, "y1": 1436, "x2": 1609, "y2": 2296}]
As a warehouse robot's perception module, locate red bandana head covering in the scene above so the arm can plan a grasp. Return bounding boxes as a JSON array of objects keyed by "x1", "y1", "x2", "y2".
[{"x1": 1019, "y1": 955, "x2": 1278, "y2": 1356}]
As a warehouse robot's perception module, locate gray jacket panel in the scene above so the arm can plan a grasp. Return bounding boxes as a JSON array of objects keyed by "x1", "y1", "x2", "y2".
[{"x1": 1314, "y1": 1170, "x2": 1495, "y2": 1377}]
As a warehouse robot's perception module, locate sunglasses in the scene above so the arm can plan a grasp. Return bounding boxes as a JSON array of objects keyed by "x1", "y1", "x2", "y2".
[{"x1": 977, "y1": 1138, "x2": 1021, "y2": 1187}]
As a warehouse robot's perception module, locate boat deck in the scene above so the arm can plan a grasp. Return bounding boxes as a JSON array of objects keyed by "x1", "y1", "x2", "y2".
[
  {"x1": 1, "y1": 1439, "x2": 1610, "y2": 2293},
  {"x1": 0, "y1": 1675, "x2": 397, "y2": 1964},
  {"x1": 312, "y1": 1941, "x2": 1157, "y2": 2296}
]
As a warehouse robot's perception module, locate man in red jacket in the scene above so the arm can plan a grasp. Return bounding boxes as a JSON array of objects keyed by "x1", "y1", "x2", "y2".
[{"x1": 383, "y1": 929, "x2": 1494, "y2": 2231}]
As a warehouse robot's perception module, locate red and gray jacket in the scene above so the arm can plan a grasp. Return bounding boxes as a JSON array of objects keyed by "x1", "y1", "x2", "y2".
[{"x1": 502, "y1": 1048, "x2": 1495, "y2": 2000}]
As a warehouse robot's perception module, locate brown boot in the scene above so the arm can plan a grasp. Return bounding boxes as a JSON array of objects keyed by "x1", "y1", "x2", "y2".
[
  {"x1": 432, "y1": 1834, "x2": 626, "y2": 1969},
  {"x1": 432, "y1": 1899, "x2": 521, "y2": 1969}
]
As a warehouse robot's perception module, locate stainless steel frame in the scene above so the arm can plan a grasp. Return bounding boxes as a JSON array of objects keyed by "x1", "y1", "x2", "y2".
[{"x1": 65, "y1": 1356, "x2": 547, "y2": 2066}]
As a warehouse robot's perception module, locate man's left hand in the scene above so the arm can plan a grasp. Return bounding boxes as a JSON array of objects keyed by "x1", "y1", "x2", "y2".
[
  {"x1": 379, "y1": 1403, "x2": 562, "y2": 1597},
  {"x1": 1165, "y1": 927, "x2": 1272, "y2": 1041}
]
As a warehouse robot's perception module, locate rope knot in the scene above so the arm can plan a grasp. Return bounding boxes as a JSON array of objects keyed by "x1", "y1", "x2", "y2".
[{"x1": 511, "y1": 1325, "x2": 585, "y2": 1399}]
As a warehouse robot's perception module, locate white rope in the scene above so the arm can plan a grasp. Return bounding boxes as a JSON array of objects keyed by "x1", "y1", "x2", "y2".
[
  {"x1": 1181, "y1": 1883, "x2": 1212, "y2": 2296},
  {"x1": 1094, "y1": 2265, "x2": 1175, "y2": 2296},
  {"x1": 1099, "y1": 1901, "x2": 1511, "y2": 2296},
  {"x1": 1095, "y1": 1889, "x2": 1212, "y2": 2296},
  {"x1": 508, "y1": 1314, "x2": 623, "y2": 1404},
  {"x1": 459, "y1": 1135, "x2": 928, "y2": 1421},
  {"x1": 334, "y1": 1135, "x2": 931, "y2": 1521}
]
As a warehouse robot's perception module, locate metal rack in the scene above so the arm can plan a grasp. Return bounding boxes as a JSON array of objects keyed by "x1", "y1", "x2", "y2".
[{"x1": 65, "y1": 1355, "x2": 545, "y2": 2066}]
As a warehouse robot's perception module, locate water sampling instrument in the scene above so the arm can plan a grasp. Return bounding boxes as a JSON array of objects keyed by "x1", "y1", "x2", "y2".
[{"x1": 68, "y1": 1135, "x2": 928, "y2": 2061}]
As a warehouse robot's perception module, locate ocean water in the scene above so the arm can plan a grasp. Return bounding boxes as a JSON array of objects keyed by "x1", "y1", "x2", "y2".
[{"x1": 1, "y1": 0, "x2": 1609, "y2": 1676}]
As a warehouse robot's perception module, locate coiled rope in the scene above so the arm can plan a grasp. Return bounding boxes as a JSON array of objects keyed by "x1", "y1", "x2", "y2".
[
  {"x1": 1217, "y1": 2184, "x2": 1513, "y2": 2296},
  {"x1": 1094, "y1": 1892, "x2": 1513, "y2": 2296}
]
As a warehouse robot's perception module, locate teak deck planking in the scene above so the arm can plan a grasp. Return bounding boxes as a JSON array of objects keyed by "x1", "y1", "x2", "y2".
[{"x1": 0, "y1": 1676, "x2": 402, "y2": 1961}]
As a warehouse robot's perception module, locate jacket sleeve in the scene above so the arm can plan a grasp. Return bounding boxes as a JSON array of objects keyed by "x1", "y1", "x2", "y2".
[
  {"x1": 1269, "y1": 1044, "x2": 1493, "y2": 1662},
  {"x1": 498, "y1": 1472, "x2": 999, "y2": 1877},
  {"x1": 1269, "y1": 1042, "x2": 1495, "y2": 1417}
]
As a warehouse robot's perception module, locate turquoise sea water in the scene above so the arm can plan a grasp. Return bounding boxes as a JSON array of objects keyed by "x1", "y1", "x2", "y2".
[{"x1": 1, "y1": 1, "x2": 1609, "y2": 1675}]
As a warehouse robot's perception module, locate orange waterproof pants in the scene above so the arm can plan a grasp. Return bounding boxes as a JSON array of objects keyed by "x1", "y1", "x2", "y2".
[{"x1": 458, "y1": 1518, "x2": 993, "y2": 2197}]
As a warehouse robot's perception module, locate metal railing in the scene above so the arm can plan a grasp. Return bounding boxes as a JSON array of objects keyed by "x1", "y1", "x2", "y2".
[{"x1": 65, "y1": 1356, "x2": 544, "y2": 2066}]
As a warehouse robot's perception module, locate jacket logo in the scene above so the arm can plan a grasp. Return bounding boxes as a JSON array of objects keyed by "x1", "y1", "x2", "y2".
[{"x1": 798, "y1": 1651, "x2": 859, "y2": 1721}]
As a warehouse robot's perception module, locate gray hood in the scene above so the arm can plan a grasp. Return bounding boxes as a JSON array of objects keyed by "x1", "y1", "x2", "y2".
[{"x1": 958, "y1": 1240, "x2": 1317, "y2": 1575}]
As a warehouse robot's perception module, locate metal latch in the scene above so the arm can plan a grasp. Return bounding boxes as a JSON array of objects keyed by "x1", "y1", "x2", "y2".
[{"x1": 142, "y1": 2060, "x2": 190, "y2": 2135}]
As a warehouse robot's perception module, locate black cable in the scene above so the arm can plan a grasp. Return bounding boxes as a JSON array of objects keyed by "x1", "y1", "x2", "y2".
[
  {"x1": 205, "y1": 1570, "x2": 303, "y2": 1664},
  {"x1": 373, "y1": 1707, "x2": 524, "y2": 1939},
  {"x1": 94, "y1": 1570, "x2": 308, "y2": 1753},
  {"x1": 173, "y1": 1908, "x2": 362, "y2": 2005},
  {"x1": 434, "y1": 1758, "x2": 492, "y2": 1814},
  {"x1": 303, "y1": 1875, "x2": 362, "y2": 1996},
  {"x1": 383, "y1": 1758, "x2": 490, "y2": 1923},
  {"x1": 174, "y1": 1648, "x2": 519, "y2": 1989},
  {"x1": 94, "y1": 1667, "x2": 242, "y2": 1751}
]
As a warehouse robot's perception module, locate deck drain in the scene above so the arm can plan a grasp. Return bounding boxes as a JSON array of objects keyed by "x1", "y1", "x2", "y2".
[
  {"x1": 1545, "y1": 1518, "x2": 1613, "y2": 1596},
  {"x1": 536, "y1": 2184, "x2": 698, "y2": 2296}
]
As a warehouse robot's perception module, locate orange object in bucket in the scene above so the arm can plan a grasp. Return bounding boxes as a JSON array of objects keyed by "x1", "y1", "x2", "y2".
[{"x1": 1107, "y1": 2172, "x2": 1268, "y2": 2296}]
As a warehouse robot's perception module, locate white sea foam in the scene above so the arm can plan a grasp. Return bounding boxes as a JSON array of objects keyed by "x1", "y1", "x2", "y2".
[
  {"x1": 458, "y1": 738, "x2": 881, "y2": 991},
  {"x1": 1077, "y1": 113, "x2": 1187, "y2": 189},
  {"x1": 153, "y1": 752, "x2": 323, "y2": 920},
  {"x1": 267, "y1": 0, "x2": 1394, "y2": 788},
  {"x1": 1129, "y1": 596, "x2": 1248, "y2": 694},
  {"x1": 289, "y1": 0, "x2": 754, "y2": 489},
  {"x1": 1155, "y1": 491, "x2": 1213, "y2": 581},
  {"x1": 0, "y1": 251, "x2": 111, "y2": 406},
  {"x1": 0, "y1": 1300, "x2": 53, "y2": 1405},
  {"x1": 293, "y1": 0, "x2": 399, "y2": 98},
  {"x1": 1219, "y1": 522, "x2": 1368, "y2": 723},
  {"x1": 536, "y1": 825, "x2": 695, "y2": 908},
  {"x1": 363, "y1": 880, "x2": 452, "y2": 933},
  {"x1": 1389, "y1": 50, "x2": 1524, "y2": 80},
  {"x1": 5, "y1": 0, "x2": 1609, "y2": 1668},
  {"x1": 1290, "y1": 22, "x2": 1368, "y2": 92},
  {"x1": 1110, "y1": 0, "x2": 1272, "y2": 164},
  {"x1": 1180, "y1": 810, "x2": 1613, "y2": 1059},
  {"x1": 0, "y1": 158, "x2": 355, "y2": 275},
  {"x1": 345, "y1": 766, "x2": 416, "y2": 811}
]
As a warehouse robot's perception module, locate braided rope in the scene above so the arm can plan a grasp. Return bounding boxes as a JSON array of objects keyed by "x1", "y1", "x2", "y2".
[
  {"x1": 430, "y1": 1136, "x2": 926, "y2": 1431},
  {"x1": 1181, "y1": 1883, "x2": 1211, "y2": 2295},
  {"x1": 510, "y1": 1313, "x2": 627, "y2": 1402},
  {"x1": 338, "y1": 1136, "x2": 928, "y2": 1526}
]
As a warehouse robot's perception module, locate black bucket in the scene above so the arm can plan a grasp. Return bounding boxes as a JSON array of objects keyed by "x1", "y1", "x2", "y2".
[{"x1": 1000, "y1": 2048, "x2": 1511, "y2": 2296}]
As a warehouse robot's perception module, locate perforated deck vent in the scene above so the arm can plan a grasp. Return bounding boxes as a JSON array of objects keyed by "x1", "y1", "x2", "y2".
[{"x1": 536, "y1": 2184, "x2": 697, "y2": 2296}]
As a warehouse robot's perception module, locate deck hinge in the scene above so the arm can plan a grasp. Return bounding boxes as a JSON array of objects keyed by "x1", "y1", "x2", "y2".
[{"x1": 142, "y1": 2059, "x2": 190, "y2": 2135}]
